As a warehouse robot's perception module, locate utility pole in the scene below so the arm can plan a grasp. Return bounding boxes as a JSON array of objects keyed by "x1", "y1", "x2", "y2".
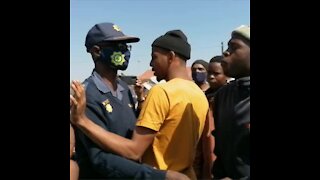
[{"x1": 221, "y1": 41, "x2": 224, "y2": 54}]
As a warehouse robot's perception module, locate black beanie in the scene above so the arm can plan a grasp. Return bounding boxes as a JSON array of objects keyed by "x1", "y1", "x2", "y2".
[
  {"x1": 192, "y1": 59, "x2": 209, "y2": 71},
  {"x1": 152, "y1": 30, "x2": 191, "y2": 60}
]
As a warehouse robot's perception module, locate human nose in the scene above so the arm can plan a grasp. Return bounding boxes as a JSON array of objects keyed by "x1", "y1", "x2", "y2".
[
  {"x1": 149, "y1": 59, "x2": 153, "y2": 67},
  {"x1": 223, "y1": 50, "x2": 230, "y2": 57}
]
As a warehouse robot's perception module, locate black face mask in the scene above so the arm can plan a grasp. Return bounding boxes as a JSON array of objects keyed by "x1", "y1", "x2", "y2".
[{"x1": 99, "y1": 47, "x2": 131, "y2": 71}]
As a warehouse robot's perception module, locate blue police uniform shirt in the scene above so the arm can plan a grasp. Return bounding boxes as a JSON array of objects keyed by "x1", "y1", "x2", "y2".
[{"x1": 75, "y1": 70, "x2": 166, "y2": 179}]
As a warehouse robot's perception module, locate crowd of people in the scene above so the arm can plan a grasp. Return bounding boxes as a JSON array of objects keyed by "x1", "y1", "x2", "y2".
[{"x1": 70, "y1": 22, "x2": 250, "y2": 180}]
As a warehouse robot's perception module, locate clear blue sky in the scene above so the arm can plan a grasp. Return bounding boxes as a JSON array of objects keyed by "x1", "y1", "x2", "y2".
[{"x1": 70, "y1": 0, "x2": 250, "y2": 81}]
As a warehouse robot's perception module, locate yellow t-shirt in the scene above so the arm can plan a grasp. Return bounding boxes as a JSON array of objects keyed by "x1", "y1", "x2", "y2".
[{"x1": 136, "y1": 78, "x2": 209, "y2": 179}]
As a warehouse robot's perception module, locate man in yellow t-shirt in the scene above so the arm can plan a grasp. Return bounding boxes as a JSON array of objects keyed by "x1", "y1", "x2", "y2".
[
  {"x1": 137, "y1": 77, "x2": 208, "y2": 178},
  {"x1": 70, "y1": 29, "x2": 208, "y2": 180}
]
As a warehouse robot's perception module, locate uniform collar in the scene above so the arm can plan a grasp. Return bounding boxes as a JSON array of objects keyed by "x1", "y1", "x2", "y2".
[{"x1": 91, "y1": 70, "x2": 125, "y2": 94}]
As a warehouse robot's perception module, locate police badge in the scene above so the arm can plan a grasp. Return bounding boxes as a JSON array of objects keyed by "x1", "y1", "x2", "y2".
[{"x1": 102, "y1": 99, "x2": 113, "y2": 113}]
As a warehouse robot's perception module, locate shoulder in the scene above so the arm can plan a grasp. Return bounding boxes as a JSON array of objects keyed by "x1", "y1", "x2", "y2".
[
  {"x1": 215, "y1": 81, "x2": 236, "y2": 96},
  {"x1": 148, "y1": 84, "x2": 166, "y2": 96},
  {"x1": 157, "y1": 78, "x2": 193, "y2": 91},
  {"x1": 82, "y1": 77, "x2": 101, "y2": 101}
]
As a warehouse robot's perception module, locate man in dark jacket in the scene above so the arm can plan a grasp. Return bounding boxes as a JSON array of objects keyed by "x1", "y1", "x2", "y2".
[{"x1": 211, "y1": 25, "x2": 250, "y2": 180}]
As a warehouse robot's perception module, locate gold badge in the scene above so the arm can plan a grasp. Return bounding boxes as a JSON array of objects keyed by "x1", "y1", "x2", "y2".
[
  {"x1": 111, "y1": 52, "x2": 125, "y2": 66},
  {"x1": 113, "y1": 25, "x2": 121, "y2": 32},
  {"x1": 102, "y1": 99, "x2": 113, "y2": 113}
]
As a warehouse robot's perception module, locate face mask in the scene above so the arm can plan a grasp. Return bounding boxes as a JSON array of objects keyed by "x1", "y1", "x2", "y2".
[
  {"x1": 99, "y1": 48, "x2": 131, "y2": 70},
  {"x1": 192, "y1": 72, "x2": 207, "y2": 83}
]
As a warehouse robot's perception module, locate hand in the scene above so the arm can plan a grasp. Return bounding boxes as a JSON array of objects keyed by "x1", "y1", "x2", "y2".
[
  {"x1": 134, "y1": 78, "x2": 145, "y2": 101},
  {"x1": 70, "y1": 86, "x2": 74, "y2": 108},
  {"x1": 165, "y1": 170, "x2": 190, "y2": 180},
  {"x1": 70, "y1": 80, "x2": 86, "y2": 125},
  {"x1": 70, "y1": 96, "x2": 73, "y2": 108}
]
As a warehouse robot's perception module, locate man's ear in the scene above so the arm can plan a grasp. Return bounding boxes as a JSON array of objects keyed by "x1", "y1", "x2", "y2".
[
  {"x1": 89, "y1": 45, "x2": 101, "y2": 61},
  {"x1": 168, "y1": 51, "x2": 175, "y2": 63},
  {"x1": 91, "y1": 45, "x2": 101, "y2": 56}
]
